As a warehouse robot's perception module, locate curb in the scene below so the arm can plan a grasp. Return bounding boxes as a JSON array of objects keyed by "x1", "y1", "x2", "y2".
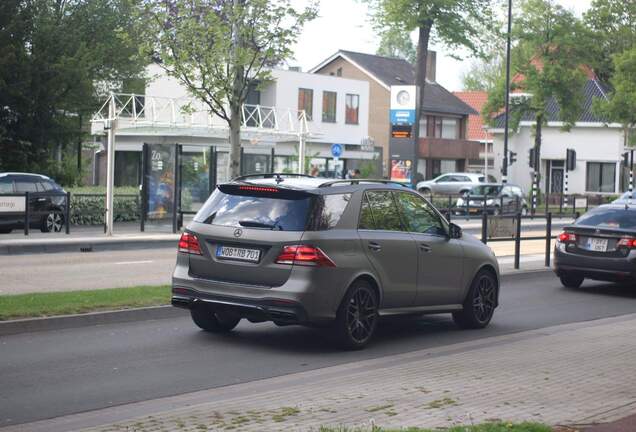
[
  {"x1": 0, "y1": 237, "x2": 179, "y2": 255},
  {"x1": 0, "y1": 305, "x2": 186, "y2": 337}
]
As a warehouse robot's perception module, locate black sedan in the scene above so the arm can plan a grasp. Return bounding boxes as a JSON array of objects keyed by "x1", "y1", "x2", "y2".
[{"x1": 554, "y1": 204, "x2": 636, "y2": 288}]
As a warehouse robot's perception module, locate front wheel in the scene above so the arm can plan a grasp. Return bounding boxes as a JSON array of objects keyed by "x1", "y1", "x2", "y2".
[
  {"x1": 560, "y1": 273, "x2": 584, "y2": 289},
  {"x1": 41, "y1": 211, "x2": 64, "y2": 233},
  {"x1": 418, "y1": 188, "x2": 431, "y2": 195},
  {"x1": 453, "y1": 270, "x2": 498, "y2": 329},
  {"x1": 333, "y1": 280, "x2": 379, "y2": 350},
  {"x1": 190, "y1": 308, "x2": 241, "y2": 333}
]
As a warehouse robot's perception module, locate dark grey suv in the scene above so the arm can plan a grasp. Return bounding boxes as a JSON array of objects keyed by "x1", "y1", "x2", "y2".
[{"x1": 172, "y1": 174, "x2": 500, "y2": 349}]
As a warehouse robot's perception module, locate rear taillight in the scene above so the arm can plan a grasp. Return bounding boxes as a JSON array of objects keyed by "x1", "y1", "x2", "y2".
[
  {"x1": 178, "y1": 232, "x2": 202, "y2": 255},
  {"x1": 275, "y1": 245, "x2": 335, "y2": 267},
  {"x1": 558, "y1": 232, "x2": 577, "y2": 243},
  {"x1": 617, "y1": 237, "x2": 636, "y2": 249}
]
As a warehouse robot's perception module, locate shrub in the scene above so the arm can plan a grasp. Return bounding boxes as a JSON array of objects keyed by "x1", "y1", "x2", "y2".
[{"x1": 67, "y1": 187, "x2": 140, "y2": 225}]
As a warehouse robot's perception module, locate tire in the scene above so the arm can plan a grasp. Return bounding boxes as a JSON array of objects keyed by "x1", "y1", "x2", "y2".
[
  {"x1": 560, "y1": 273, "x2": 584, "y2": 289},
  {"x1": 418, "y1": 188, "x2": 431, "y2": 195},
  {"x1": 190, "y1": 308, "x2": 241, "y2": 333},
  {"x1": 453, "y1": 270, "x2": 498, "y2": 329},
  {"x1": 492, "y1": 206, "x2": 501, "y2": 216},
  {"x1": 41, "y1": 211, "x2": 64, "y2": 233},
  {"x1": 332, "y1": 280, "x2": 379, "y2": 350}
]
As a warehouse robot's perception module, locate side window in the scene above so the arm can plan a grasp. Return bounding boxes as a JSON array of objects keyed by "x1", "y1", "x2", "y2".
[
  {"x1": 458, "y1": 176, "x2": 471, "y2": 182},
  {"x1": 15, "y1": 180, "x2": 37, "y2": 193},
  {"x1": 0, "y1": 178, "x2": 13, "y2": 193},
  {"x1": 358, "y1": 193, "x2": 375, "y2": 229},
  {"x1": 435, "y1": 175, "x2": 450, "y2": 183},
  {"x1": 311, "y1": 193, "x2": 351, "y2": 230},
  {"x1": 40, "y1": 181, "x2": 54, "y2": 191},
  {"x1": 395, "y1": 192, "x2": 446, "y2": 236},
  {"x1": 363, "y1": 191, "x2": 404, "y2": 231}
]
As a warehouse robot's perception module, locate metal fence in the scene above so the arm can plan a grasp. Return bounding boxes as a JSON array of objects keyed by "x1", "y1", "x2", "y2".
[{"x1": 0, "y1": 192, "x2": 71, "y2": 235}]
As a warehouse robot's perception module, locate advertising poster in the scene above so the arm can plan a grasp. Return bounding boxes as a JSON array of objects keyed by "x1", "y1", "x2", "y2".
[
  {"x1": 391, "y1": 159, "x2": 412, "y2": 184},
  {"x1": 146, "y1": 144, "x2": 176, "y2": 221}
]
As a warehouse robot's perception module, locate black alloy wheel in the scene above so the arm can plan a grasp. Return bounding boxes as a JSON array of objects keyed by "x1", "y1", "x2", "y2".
[
  {"x1": 453, "y1": 270, "x2": 497, "y2": 329},
  {"x1": 334, "y1": 281, "x2": 378, "y2": 349}
]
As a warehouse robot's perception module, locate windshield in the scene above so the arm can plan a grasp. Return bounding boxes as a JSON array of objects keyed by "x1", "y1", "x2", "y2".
[
  {"x1": 576, "y1": 208, "x2": 636, "y2": 230},
  {"x1": 469, "y1": 185, "x2": 502, "y2": 196}
]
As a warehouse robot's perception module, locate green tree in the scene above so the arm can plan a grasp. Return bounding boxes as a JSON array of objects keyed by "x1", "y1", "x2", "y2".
[
  {"x1": 0, "y1": 0, "x2": 145, "y2": 181},
  {"x1": 363, "y1": 0, "x2": 495, "y2": 183},
  {"x1": 594, "y1": 47, "x2": 636, "y2": 149},
  {"x1": 140, "y1": 0, "x2": 317, "y2": 179},
  {"x1": 584, "y1": 0, "x2": 636, "y2": 83},
  {"x1": 461, "y1": 53, "x2": 504, "y2": 92},
  {"x1": 484, "y1": 0, "x2": 587, "y2": 184},
  {"x1": 376, "y1": 28, "x2": 416, "y2": 63}
]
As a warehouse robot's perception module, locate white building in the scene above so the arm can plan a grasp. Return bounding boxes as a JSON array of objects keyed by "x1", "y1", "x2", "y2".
[
  {"x1": 489, "y1": 76, "x2": 628, "y2": 197},
  {"x1": 90, "y1": 65, "x2": 373, "y2": 186}
]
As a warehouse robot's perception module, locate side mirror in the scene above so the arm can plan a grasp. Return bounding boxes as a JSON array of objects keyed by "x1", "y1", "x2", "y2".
[{"x1": 449, "y1": 223, "x2": 462, "y2": 239}]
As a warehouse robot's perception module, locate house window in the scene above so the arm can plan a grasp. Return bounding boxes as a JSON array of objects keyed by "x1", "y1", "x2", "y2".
[
  {"x1": 345, "y1": 94, "x2": 359, "y2": 124},
  {"x1": 298, "y1": 88, "x2": 313, "y2": 121},
  {"x1": 336, "y1": 67, "x2": 342, "y2": 77},
  {"x1": 441, "y1": 118, "x2": 459, "y2": 139},
  {"x1": 586, "y1": 162, "x2": 616, "y2": 193},
  {"x1": 322, "y1": 91, "x2": 337, "y2": 123},
  {"x1": 418, "y1": 118, "x2": 427, "y2": 138}
]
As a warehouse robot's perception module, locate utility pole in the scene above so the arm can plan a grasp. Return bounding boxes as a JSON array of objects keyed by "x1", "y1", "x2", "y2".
[
  {"x1": 502, "y1": 0, "x2": 513, "y2": 184},
  {"x1": 105, "y1": 93, "x2": 116, "y2": 236},
  {"x1": 629, "y1": 149, "x2": 634, "y2": 209}
]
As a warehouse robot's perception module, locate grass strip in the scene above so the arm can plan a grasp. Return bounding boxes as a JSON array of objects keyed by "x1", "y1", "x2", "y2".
[
  {"x1": 0, "y1": 285, "x2": 171, "y2": 320},
  {"x1": 319, "y1": 423, "x2": 552, "y2": 432}
]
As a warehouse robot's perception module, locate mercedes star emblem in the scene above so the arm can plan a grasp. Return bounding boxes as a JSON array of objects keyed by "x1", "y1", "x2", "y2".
[{"x1": 233, "y1": 228, "x2": 243, "y2": 238}]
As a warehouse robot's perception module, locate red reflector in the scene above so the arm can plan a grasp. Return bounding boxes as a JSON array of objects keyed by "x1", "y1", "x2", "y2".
[
  {"x1": 558, "y1": 232, "x2": 577, "y2": 243},
  {"x1": 178, "y1": 232, "x2": 202, "y2": 255},
  {"x1": 275, "y1": 245, "x2": 335, "y2": 267},
  {"x1": 618, "y1": 237, "x2": 636, "y2": 249},
  {"x1": 238, "y1": 185, "x2": 279, "y2": 193}
]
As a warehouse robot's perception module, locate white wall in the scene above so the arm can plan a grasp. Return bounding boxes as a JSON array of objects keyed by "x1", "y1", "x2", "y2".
[{"x1": 492, "y1": 124, "x2": 624, "y2": 195}]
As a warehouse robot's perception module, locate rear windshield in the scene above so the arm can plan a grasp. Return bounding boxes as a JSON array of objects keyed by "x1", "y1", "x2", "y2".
[
  {"x1": 470, "y1": 185, "x2": 502, "y2": 196},
  {"x1": 194, "y1": 187, "x2": 312, "y2": 231},
  {"x1": 576, "y1": 208, "x2": 636, "y2": 230}
]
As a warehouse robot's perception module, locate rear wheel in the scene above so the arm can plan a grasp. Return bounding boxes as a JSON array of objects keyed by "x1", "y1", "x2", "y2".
[
  {"x1": 190, "y1": 308, "x2": 241, "y2": 333},
  {"x1": 0, "y1": 227, "x2": 12, "y2": 234},
  {"x1": 560, "y1": 273, "x2": 584, "y2": 289},
  {"x1": 453, "y1": 270, "x2": 497, "y2": 329},
  {"x1": 41, "y1": 211, "x2": 64, "y2": 233},
  {"x1": 333, "y1": 280, "x2": 378, "y2": 350}
]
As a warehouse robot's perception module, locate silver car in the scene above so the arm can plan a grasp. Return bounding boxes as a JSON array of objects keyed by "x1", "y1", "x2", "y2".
[
  {"x1": 172, "y1": 174, "x2": 500, "y2": 349},
  {"x1": 416, "y1": 172, "x2": 493, "y2": 195}
]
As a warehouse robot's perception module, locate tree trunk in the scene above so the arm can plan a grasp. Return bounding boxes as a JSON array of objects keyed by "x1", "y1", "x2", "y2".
[
  {"x1": 411, "y1": 21, "x2": 432, "y2": 186},
  {"x1": 229, "y1": 104, "x2": 241, "y2": 179},
  {"x1": 228, "y1": 0, "x2": 244, "y2": 179}
]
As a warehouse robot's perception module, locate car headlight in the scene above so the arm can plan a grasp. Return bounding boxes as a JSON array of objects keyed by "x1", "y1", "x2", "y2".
[
  {"x1": 456, "y1": 198, "x2": 465, "y2": 206},
  {"x1": 486, "y1": 199, "x2": 495, "y2": 206}
]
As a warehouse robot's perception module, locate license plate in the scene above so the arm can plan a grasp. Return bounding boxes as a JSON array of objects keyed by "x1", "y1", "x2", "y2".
[
  {"x1": 586, "y1": 238, "x2": 608, "y2": 252},
  {"x1": 216, "y1": 246, "x2": 261, "y2": 262}
]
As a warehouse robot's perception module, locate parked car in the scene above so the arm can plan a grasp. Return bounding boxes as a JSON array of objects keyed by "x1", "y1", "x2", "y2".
[
  {"x1": 416, "y1": 173, "x2": 495, "y2": 195},
  {"x1": 171, "y1": 174, "x2": 500, "y2": 349},
  {"x1": 612, "y1": 191, "x2": 636, "y2": 205},
  {"x1": 554, "y1": 204, "x2": 636, "y2": 288},
  {"x1": 0, "y1": 172, "x2": 66, "y2": 234},
  {"x1": 455, "y1": 184, "x2": 529, "y2": 216}
]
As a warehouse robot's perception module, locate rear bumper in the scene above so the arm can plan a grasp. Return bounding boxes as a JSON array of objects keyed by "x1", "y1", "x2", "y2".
[{"x1": 553, "y1": 245, "x2": 636, "y2": 282}]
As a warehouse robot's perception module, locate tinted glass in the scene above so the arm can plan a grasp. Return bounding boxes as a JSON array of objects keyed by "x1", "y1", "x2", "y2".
[
  {"x1": 396, "y1": 192, "x2": 446, "y2": 236},
  {"x1": 365, "y1": 191, "x2": 403, "y2": 231},
  {"x1": 194, "y1": 188, "x2": 312, "y2": 231},
  {"x1": 358, "y1": 193, "x2": 375, "y2": 229},
  {"x1": 310, "y1": 193, "x2": 351, "y2": 230},
  {"x1": 576, "y1": 208, "x2": 636, "y2": 230},
  {"x1": 470, "y1": 185, "x2": 502, "y2": 195},
  {"x1": 0, "y1": 178, "x2": 13, "y2": 193},
  {"x1": 15, "y1": 180, "x2": 37, "y2": 193}
]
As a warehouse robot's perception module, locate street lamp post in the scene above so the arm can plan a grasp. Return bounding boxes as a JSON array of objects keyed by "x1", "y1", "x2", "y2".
[{"x1": 502, "y1": 0, "x2": 513, "y2": 184}]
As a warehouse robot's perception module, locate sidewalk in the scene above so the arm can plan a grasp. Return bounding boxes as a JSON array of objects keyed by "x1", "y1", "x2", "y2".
[{"x1": 8, "y1": 314, "x2": 636, "y2": 432}]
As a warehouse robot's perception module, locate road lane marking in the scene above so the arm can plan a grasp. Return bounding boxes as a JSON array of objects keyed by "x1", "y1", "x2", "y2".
[{"x1": 114, "y1": 260, "x2": 154, "y2": 265}]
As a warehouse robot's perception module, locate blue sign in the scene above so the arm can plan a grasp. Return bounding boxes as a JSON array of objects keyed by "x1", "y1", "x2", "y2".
[
  {"x1": 390, "y1": 109, "x2": 416, "y2": 126},
  {"x1": 331, "y1": 143, "x2": 343, "y2": 158}
]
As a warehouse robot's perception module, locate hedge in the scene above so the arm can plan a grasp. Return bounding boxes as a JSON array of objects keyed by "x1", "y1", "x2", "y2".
[{"x1": 68, "y1": 187, "x2": 140, "y2": 225}]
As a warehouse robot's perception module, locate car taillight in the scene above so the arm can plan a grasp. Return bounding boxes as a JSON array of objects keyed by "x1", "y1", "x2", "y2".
[
  {"x1": 275, "y1": 245, "x2": 335, "y2": 267},
  {"x1": 558, "y1": 232, "x2": 577, "y2": 243},
  {"x1": 178, "y1": 232, "x2": 202, "y2": 255},
  {"x1": 617, "y1": 237, "x2": 636, "y2": 249}
]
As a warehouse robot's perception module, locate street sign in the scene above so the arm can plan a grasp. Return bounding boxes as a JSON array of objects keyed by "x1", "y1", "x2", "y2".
[
  {"x1": 331, "y1": 143, "x2": 343, "y2": 158},
  {"x1": 390, "y1": 86, "x2": 417, "y2": 126}
]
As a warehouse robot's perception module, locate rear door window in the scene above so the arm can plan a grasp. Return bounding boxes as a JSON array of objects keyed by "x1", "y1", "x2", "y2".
[
  {"x1": 193, "y1": 186, "x2": 313, "y2": 231},
  {"x1": 361, "y1": 190, "x2": 404, "y2": 231},
  {"x1": 15, "y1": 180, "x2": 37, "y2": 193}
]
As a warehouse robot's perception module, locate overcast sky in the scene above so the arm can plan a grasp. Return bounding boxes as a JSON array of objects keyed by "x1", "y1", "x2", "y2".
[{"x1": 290, "y1": 0, "x2": 593, "y2": 91}]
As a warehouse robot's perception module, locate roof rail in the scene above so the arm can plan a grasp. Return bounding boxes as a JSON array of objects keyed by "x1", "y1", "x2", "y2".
[
  {"x1": 232, "y1": 173, "x2": 316, "y2": 184},
  {"x1": 318, "y1": 179, "x2": 410, "y2": 188}
]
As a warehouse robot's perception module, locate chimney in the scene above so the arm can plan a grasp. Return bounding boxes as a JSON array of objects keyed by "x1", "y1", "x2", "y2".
[{"x1": 426, "y1": 50, "x2": 437, "y2": 82}]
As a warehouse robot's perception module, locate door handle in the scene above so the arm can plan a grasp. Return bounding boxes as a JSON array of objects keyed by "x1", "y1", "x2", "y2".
[
  {"x1": 419, "y1": 243, "x2": 432, "y2": 253},
  {"x1": 368, "y1": 242, "x2": 381, "y2": 252},
  {"x1": 37, "y1": 197, "x2": 47, "y2": 202}
]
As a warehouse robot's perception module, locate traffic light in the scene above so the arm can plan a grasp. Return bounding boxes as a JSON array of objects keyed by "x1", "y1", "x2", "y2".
[
  {"x1": 529, "y1": 148, "x2": 536, "y2": 169},
  {"x1": 624, "y1": 152, "x2": 630, "y2": 167},
  {"x1": 508, "y1": 151, "x2": 517, "y2": 166},
  {"x1": 566, "y1": 149, "x2": 576, "y2": 171}
]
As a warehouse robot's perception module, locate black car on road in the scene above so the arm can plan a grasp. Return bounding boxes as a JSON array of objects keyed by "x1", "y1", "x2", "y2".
[
  {"x1": 455, "y1": 184, "x2": 529, "y2": 216},
  {"x1": 0, "y1": 173, "x2": 66, "y2": 233},
  {"x1": 554, "y1": 204, "x2": 636, "y2": 287}
]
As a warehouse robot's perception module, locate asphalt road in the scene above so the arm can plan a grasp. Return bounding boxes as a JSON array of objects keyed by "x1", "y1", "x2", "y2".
[{"x1": 2, "y1": 271, "x2": 636, "y2": 427}]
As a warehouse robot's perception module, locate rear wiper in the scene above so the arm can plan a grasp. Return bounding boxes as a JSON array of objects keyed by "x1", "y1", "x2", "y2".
[{"x1": 238, "y1": 220, "x2": 282, "y2": 230}]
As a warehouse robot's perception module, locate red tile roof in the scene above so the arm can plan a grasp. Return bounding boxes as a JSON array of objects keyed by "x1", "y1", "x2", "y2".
[{"x1": 453, "y1": 91, "x2": 493, "y2": 142}]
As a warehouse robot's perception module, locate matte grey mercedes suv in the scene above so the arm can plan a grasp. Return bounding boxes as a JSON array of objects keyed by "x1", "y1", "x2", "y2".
[{"x1": 172, "y1": 174, "x2": 500, "y2": 349}]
